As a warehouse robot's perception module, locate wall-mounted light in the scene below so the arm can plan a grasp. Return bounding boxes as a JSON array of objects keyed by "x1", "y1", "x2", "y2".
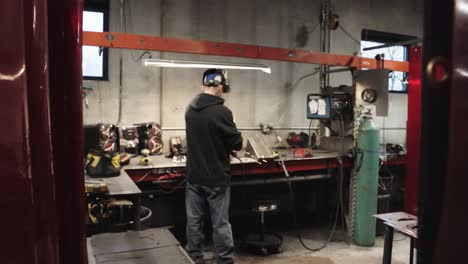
[{"x1": 142, "y1": 59, "x2": 271, "y2": 74}]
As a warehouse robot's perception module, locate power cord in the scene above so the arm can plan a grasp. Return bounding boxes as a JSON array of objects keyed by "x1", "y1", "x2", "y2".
[
  {"x1": 338, "y1": 25, "x2": 361, "y2": 46},
  {"x1": 134, "y1": 51, "x2": 152, "y2": 63},
  {"x1": 308, "y1": 120, "x2": 318, "y2": 148}
]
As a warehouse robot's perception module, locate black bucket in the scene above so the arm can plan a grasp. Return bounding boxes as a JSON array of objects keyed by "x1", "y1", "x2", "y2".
[
  {"x1": 376, "y1": 176, "x2": 393, "y2": 236},
  {"x1": 106, "y1": 205, "x2": 153, "y2": 231},
  {"x1": 139, "y1": 206, "x2": 153, "y2": 229}
]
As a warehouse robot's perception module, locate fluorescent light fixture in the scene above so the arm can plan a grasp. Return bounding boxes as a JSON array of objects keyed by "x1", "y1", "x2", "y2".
[{"x1": 142, "y1": 59, "x2": 271, "y2": 74}]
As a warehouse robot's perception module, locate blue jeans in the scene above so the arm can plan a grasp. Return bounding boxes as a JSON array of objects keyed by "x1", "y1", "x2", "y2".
[{"x1": 185, "y1": 182, "x2": 234, "y2": 264}]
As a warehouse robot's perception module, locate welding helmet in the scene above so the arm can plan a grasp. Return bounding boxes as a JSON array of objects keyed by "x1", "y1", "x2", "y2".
[{"x1": 202, "y1": 68, "x2": 230, "y2": 93}]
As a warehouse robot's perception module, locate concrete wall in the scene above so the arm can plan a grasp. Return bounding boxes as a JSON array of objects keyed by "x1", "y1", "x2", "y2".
[{"x1": 83, "y1": 0, "x2": 423, "y2": 150}]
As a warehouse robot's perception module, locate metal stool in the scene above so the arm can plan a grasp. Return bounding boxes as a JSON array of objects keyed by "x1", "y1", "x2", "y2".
[{"x1": 243, "y1": 202, "x2": 282, "y2": 255}]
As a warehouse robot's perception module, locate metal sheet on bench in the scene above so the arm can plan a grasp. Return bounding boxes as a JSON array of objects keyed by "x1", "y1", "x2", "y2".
[
  {"x1": 85, "y1": 169, "x2": 141, "y2": 196},
  {"x1": 374, "y1": 212, "x2": 418, "y2": 238},
  {"x1": 374, "y1": 212, "x2": 417, "y2": 222},
  {"x1": 91, "y1": 228, "x2": 179, "y2": 255},
  {"x1": 95, "y1": 246, "x2": 193, "y2": 264}
]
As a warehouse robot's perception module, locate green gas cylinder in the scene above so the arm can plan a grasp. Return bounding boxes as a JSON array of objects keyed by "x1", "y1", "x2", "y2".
[{"x1": 353, "y1": 114, "x2": 380, "y2": 246}]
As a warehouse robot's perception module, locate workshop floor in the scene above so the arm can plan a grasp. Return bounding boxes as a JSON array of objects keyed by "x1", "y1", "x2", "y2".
[{"x1": 205, "y1": 229, "x2": 413, "y2": 264}]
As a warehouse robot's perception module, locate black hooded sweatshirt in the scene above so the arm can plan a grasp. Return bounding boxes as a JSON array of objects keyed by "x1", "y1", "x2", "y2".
[{"x1": 185, "y1": 93, "x2": 243, "y2": 186}]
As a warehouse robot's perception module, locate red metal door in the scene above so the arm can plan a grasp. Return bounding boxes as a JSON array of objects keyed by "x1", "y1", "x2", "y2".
[
  {"x1": 418, "y1": 0, "x2": 468, "y2": 263},
  {"x1": 429, "y1": 0, "x2": 468, "y2": 262}
]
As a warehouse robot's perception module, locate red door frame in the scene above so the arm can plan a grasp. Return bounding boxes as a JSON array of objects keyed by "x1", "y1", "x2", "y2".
[
  {"x1": 48, "y1": 0, "x2": 88, "y2": 263},
  {"x1": 0, "y1": 0, "x2": 87, "y2": 263},
  {"x1": 405, "y1": 46, "x2": 423, "y2": 215},
  {"x1": 0, "y1": 1, "x2": 422, "y2": 263}
]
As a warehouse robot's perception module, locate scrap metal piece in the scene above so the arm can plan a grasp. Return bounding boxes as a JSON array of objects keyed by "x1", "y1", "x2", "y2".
[{"x1": 244, "y1": 136, "x2": 278, "y2": 162}]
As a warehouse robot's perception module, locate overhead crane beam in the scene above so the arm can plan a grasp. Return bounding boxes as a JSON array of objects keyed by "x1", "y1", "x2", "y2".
[{"x1": 83, "y1": 31, "x2": 409, "y2": 72}]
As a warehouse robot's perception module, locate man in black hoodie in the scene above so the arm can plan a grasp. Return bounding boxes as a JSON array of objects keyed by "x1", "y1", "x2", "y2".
[{"x1": 185, "y1": 69, "x2": 243, "y2": 264}]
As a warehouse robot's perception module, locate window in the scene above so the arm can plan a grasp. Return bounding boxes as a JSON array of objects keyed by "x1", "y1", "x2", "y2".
[
  {"x1": 83, "y1": 0, "x2": 109, "y2": 80},
  {"x1": 361, "y1": 40, "x2": 407, "y2": 92},
  {"x1": 361, "y1": 30, "x2": 418, "y2": 93}
]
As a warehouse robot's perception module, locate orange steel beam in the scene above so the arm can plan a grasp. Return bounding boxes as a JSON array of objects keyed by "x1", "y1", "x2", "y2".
[{"x1": 83, "y1": 31, "x2": 410, "y2": 72}]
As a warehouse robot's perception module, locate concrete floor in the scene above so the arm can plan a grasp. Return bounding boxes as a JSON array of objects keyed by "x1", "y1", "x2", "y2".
[
  {"x1": 205, "y1": 230, "x2": 413, "y2": 264},
  {"x1": 88, "y1": 227, "x2": 414, "y2": 264}
]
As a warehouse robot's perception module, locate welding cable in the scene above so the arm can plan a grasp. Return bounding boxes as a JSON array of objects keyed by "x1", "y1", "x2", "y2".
[
  {"x1": 136, "y1": 159, "x2": 158, "y2": 183},
  {"x1": 293, "y1": 158, "x2": 347, "y2": 252},
  {"x1": 337, "y1": 155, "x2": 350, "y2": 245},
  {"x1": 278, "y1": 157, "x2": 341, "y2": 252},
  {"x1": 337, "y1": 112, "x2": 350, "y2": 245},
  {"x1": 232, "y1": 154, "x2": 253, "y2": 211},
  {"x1": 337, "y1": 114, "x2": 350, "y2": 244},
  {"x1": 156, "y1": 178, "x2": 187, "y2": 195},
  {"x1": 294, "y1": 114, "x2": 350, "y2": 252},
  {"x1": 308, "y1": 120, "x2": 315, "y2": 148},
  {"x1": 232, "y1": 154, "x2": 248, "y2": 182},
  {"x1": 136, "y1": 170, "x2": 153, "y2": 183},
  {"x1": 233, "y1": 155, "x2": 244, "y2": 169}
]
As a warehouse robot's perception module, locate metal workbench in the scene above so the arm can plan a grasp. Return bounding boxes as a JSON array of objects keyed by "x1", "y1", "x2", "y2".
[
  {"x1": 124, "y1": 149, "x2": 340, "y2": 170},
  {"x1": 120, "y1": 148, "x2": 406, "y2": 189},
  {"x1": 124, "y1": 149, "x2": 405, "y2": 171},
  {"x1": 374, "y1": 212, "x2": 418, "y2": 264},
  {"x1": 85, "y1": 169, "x2": 143, "y2": 230},
  {"x1": 85, "y1": 169, "x2": 142, "y2": 196},
  {"x1": 123, "y1": 149, "x2": 343, "y2": 185}
]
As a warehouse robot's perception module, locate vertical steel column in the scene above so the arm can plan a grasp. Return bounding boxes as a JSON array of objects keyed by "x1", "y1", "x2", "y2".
[{"x1": 47, "y1": 0, "x2": 87, "y2": 263}]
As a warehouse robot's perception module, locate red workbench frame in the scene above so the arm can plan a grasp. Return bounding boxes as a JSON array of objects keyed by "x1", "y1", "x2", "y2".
[{"x1": 125, "y1": 156, "x2": 406, "y2": 183}]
